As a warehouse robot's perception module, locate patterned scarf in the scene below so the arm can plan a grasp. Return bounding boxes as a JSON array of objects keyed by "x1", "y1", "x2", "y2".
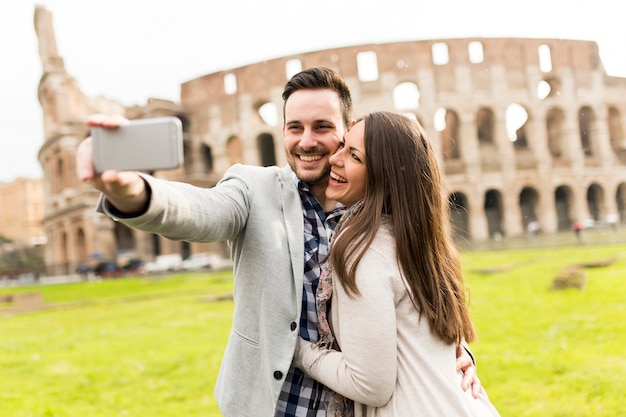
[{"x1": 316, "y1": 200, "x2": 364, "y2": 417}]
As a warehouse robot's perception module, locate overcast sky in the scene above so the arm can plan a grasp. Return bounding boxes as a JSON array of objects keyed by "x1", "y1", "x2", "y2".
[{"x1": 1, "y1": 0, "x2": 625, "y2": 183}]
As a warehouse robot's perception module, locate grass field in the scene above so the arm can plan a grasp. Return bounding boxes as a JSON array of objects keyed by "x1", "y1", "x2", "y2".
[{"x1": 1, "y1": 238, "x2": 626, "y2": 416}]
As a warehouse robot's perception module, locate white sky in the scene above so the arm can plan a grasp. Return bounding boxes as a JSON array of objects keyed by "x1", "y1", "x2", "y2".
[{"x1": 1, "y1": 0, "x2": 625, "y2": 183}]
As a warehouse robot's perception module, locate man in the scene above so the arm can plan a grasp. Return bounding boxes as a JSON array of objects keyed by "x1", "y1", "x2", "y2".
[{"x1": 76, "y1": 67, "x2": 479, "y2": 416}]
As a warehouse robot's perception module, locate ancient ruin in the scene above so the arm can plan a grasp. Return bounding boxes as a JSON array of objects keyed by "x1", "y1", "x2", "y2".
[{"x1": 34, "y1": 6, "x2": 626, "y2": 275}]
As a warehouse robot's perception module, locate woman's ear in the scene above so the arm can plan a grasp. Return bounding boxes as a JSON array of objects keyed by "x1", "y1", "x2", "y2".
[{"x1": 348, "y1": 120, "x2": 357, "y2": 130}]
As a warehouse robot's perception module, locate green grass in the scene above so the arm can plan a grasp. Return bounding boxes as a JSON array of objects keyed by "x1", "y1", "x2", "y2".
[
  {"x1": 462, "y1": 243, "x2": 626, "y2": 417},
  {"x1": 1, "y1": 243, "x2": 626, "y2": 416},
  {"x1": 0, "y1": 273, "x2": 234, "y2": 417}
]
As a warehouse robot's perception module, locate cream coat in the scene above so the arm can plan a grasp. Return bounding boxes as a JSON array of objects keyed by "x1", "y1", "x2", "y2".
[{"x1": 294, "y1": 225, "x2": 500, "y2": 417}]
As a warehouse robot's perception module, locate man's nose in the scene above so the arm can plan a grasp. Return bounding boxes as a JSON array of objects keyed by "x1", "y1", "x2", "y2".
[{"x1": 300, "y1": 128, "x2": 318, "y2": 148}]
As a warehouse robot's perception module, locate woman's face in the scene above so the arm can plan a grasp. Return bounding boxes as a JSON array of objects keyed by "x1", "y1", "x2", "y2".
[{"x1": 326, "y1": 120, "x2": 367, "y2": 207}]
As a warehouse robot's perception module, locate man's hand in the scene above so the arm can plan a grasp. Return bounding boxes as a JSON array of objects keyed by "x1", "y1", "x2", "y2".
[
  {"x1": 456, "y1": 344, "x2": 484, "y2": 399},
  {"x1": 77, "y1": 114, "x2": 149, "y2": 215}
]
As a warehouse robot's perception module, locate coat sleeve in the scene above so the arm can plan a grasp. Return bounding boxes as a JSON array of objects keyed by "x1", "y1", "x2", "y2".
[
  {"x1": 98, "y1": 165, "x2": 253, "y2": 243},
  {"x1": 295, "y1": 245, "x2": 399, "y2": 407}
]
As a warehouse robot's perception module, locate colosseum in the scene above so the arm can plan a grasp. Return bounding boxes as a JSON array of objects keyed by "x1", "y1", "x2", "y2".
[{"x1": 34, "y1": 6, "x2": 626, "y2": 275}]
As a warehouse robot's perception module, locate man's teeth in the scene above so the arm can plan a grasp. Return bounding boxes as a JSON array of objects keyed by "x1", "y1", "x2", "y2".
[
  {"x1": 330, "y1": 172, "x2": 347, "y2": 183},
  {"x1": 300, "y1": 155, "x2": 322, "y2": 162}
]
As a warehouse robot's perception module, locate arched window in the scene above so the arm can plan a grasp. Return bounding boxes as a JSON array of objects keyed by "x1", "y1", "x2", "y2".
[
  {"x1": 608, "y1": 106, "x2": 626, "y2": 163},
  {"x1": 578, "y1": 106, "x2": 595, "y2": 157},
  {"x1": 468, "y1": 41, "x2": 484, "y2": 64},
  {"x1": 538, "y1": 44, "x2": 552, "y2": 72},
  {"x1": 226, "y1": 135, "x2": 243, "y2": 166},
  {"x1": 484, "y1": 189, "x2": 504, "y2": 238},
  {"x1": 435, "y1": 108, "x2": 461, "y2": 160},
  {"x1": 258, "y1": 102, "x2": 278, "y2": 126},
  {"x1": 448, "y1": 192, "x2": 470, "y2": 240},
  {"x1": 257, "y1": 133, "x2": 276, "y2": 167},
  {"x1": 546, "y1": 108, "x2": 565, "y2": 158},
  {"x1": 476, "y1": 108, "x2": 495, "y2": 145},
  {"x1": 506, "y1": 103, "x2": 529, "y2": 149},
  {"x1": 393, "y1": 82, "x2": 420, "y2": 110},
  {"x1": 357, "y1": 51, "x2": 378, "y2": 82},
  {"x1": 432, "y1": 42, "x2": 449, "y2": 65}
]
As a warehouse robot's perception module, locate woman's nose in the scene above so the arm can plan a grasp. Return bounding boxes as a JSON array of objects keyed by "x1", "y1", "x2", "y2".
[{"x1": 329, "y1": 149, "x2": 342, "y2": 166}]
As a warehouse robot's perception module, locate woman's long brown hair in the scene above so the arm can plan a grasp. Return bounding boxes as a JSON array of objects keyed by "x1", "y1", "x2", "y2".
[{"x1": 330, "y1": 111, "x2": 476, "y2": 344}]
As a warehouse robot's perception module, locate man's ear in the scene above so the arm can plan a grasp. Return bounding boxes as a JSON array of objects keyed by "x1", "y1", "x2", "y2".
[{"x1": 348, "y1": 120, "x2": 357, "y2": 130}]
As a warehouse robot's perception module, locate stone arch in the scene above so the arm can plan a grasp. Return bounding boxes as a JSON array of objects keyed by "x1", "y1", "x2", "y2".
[
  {"x1": 484, "y1": 189, "x2": 504, "y2": 238},
  {"x1": 476, "y1": 107, "x2": 495, "y2": 146},
  {"x1": 448, "y1": 192, "x2": 470, "y2": 241},
  {"x1": 608, "y1": 106, "x2": 626, "y2": 164},
  {"x1": 256, "y1": 101, "x2": 279, "y2": 126},
  {"x1": 177, "y1": 114, "x2": 191, "y2": 133},
  {"x1": 257, "y1": 133, "x2": 276, "y2": 167},
  {"x1": 578, "y1": 106, "x2": 596, "y2": 157},
  {"x1": 226, "y1": 135, "x2": 243, "y2": 165},
  {"x1": 519, "y1": 187, "x2": 540, "y2": 230},
  {"x1": 435, "y1": 108, "x2": 461, "y2": 160},
  {"x1": 586, "y1": 183, "x2": 605, "y2": 222},
  {"x1": 182, "y1": 140, "x2": 193, "y2": 172},
  {"x1": 506, "y1": 103, "x2": 530, "y2": 150},
  {"x1": 617, "y1": 183, "x2": 626, "y2": 224},
  {"x1": 181, "y1": 241, "x2": 191, "y2": 260},
  {"x1": 114, "y1": 223, "x2": 135, "y2": 252},
  {"x1": 201, "y1": 143, "x2": 213, "y2": 173},
  {"x1": 538, "y1": 76, "x2": 561, "y2": 100},
  {"x1": 546, "y1": 107, "x2": 565, "y2": 158},
  {"x1": 393, "y1": 82, "x2": 420, "y2": 110},
  {"x1": 554, "y1": 185, "x2": 574, "y2": 230},
  {"x1": 151, "y1": 234, "x2": 160, "y2": 257},
  {"x1": 61, "y1": 231, "x2": 69, "y2": 275},
  {"x1": 76, "y1": 227, "x2": 87, "y2": 264}
]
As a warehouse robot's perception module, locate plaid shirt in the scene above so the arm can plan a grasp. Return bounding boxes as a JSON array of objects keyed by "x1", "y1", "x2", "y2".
[{"x1": 275, "y1": 174, "x2": 344, "y2": 417}]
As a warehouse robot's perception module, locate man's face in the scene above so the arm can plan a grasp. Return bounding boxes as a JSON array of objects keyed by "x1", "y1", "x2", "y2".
[{"x1": 282, "y1": 89, "x2": 346, "y2": 188}]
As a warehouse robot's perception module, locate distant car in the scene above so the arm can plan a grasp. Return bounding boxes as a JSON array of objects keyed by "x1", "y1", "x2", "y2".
[
  {"x1": 144, "y1": 254, "x2": 183, "y2": 274},
  {"x1": 181, "y1": 253, "x2": 214, "y2": 271},
  {"x1": 75, "y1": 264, "x2": 91, "y2": 275},
  {"x1": 121, "y1": 258, "x2": 144, "y2": 275},
  {"x1": 93, "y1": 261, "x2": 121, "y2": 278}
]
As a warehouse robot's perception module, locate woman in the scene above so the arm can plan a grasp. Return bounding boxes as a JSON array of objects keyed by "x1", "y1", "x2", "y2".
[{"x1": 294, "y1": 112, "x2": 500, "y2": 416}]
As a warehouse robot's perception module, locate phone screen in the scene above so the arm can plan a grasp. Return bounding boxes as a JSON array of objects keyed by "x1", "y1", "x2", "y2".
[{"x1": 92, "y1": 117, "x2": 183, "y2": 172}]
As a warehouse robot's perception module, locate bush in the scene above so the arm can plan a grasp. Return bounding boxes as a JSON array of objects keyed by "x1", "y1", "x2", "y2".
[{"x1": 552, "y1": 265, "x2": 587, "y2": 290}]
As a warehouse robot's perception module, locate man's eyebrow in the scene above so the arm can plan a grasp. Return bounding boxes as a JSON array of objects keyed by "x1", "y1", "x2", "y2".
[{"x1": 314, "y1": 119, "x2": 336, "y2": 126}]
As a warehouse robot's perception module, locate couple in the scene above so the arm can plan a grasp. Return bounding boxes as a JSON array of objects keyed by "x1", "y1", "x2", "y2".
[{"x1": 77, "y1": 67, "x2": 499, "y2": 416}]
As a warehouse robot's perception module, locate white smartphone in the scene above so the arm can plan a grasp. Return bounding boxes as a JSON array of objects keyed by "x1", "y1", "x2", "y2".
[{"x1": 92, "y1": 117, "x2": 183, "y2": 173}]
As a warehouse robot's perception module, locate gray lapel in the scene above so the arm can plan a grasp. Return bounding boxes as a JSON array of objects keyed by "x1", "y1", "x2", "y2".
[{"x1": 279, "y1": 166, "x2": 305, "y2": 296}]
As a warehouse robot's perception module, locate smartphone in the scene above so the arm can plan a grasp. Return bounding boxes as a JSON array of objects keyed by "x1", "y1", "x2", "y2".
[{"x1": 92, "y1": 117, "x2": 183, "y2": 173}]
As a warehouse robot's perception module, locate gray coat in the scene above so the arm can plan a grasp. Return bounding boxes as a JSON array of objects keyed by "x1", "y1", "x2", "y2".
[{"x1": 100, "y1": 164, "x2": 305, "y2": 416}]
